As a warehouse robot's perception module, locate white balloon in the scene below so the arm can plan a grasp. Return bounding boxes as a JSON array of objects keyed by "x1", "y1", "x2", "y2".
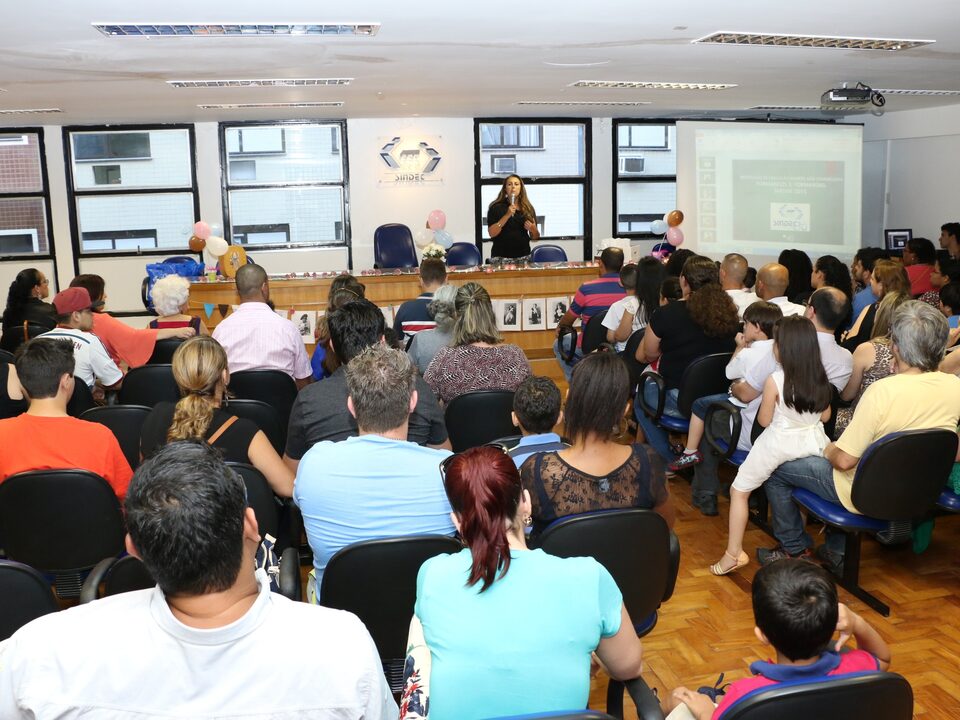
[
  {"x1": 206, "y1": 236, "x2": 229, "y2": 257},
  {"x1": 414, "y1": 229, "x2": 432, "y2": 248}
]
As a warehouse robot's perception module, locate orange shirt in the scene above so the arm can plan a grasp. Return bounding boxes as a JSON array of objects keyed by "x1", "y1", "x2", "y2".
[
  {"x1": 0, "y1": 414, "x2": 132, "y2": 500},
  {"x1": 91, "y1": 312, "x2": 158, "y2": 369}
]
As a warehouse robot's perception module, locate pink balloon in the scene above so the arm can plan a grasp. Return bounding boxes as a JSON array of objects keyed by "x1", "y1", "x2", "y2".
[
  {"x1": 427, "y1": 209, "x2": 447, "y2": 231},
  {"x1": 666, "y1": 226, "x2": 684, "y2": 246},
  {"x1": 193, "y1": 221, "x2": 212, "y2": 240}
]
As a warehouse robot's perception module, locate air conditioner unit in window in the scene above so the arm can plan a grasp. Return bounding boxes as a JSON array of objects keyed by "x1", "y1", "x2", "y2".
[
  {"x1": 492, "y1": 155, "x2": 517, "y2": 174},
  {"x1": 619, "y1": 157, "x2": 645, "y2": 174}
]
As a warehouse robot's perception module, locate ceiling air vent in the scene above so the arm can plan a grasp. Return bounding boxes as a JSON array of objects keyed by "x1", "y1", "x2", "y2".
[
  {"x1": 92, "y1": 23, "x2": 380, "y2": 37},
  {"x1": 694, "y1": 32, "x2": 932, "y2": 51}
]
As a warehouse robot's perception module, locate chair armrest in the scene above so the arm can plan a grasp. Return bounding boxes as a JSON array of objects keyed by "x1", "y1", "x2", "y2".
[
  {"x1": 638, "y1": 372, "x2": 666, "y2": 421},
  {"x1": 623, "y1": 676, "x2": 666, "y2": 720},
  {"x1": 279, "y1": 546, "x2": 301, "y2": 601},
  {"x1": 558, "y1": 326, "x2": 578, "y2": 363},
  {"x1": 703, "y1": 400, "x2": 742, "y2": 460},
  {"x1": 663, "y1": 531, "x2": 681, "y2": 603},
  {"x1": 79, "y1": 557, "x2": 117, "y2": 604}
]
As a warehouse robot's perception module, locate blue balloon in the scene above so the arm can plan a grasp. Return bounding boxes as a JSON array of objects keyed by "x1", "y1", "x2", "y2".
[
  {"x1": 434, "y1": 229, "x2": 454, "y2": 249},
  {"x1": 650, "y1": 219, "x2": 668, "y2": 235}
]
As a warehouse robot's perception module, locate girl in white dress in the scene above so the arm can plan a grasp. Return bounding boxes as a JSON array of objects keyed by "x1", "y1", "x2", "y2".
[{"x1": 710, "y1": 315, "x2": 832, "y2": 575}]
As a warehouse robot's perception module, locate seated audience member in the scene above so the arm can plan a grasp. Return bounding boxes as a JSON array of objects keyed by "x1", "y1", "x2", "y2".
[
  {"x1": 212, "y1": 263, "x2": 312, "y2": 389},
  {"x1": 39, "y1": 287, "x2": 122, "y2": 394},
  {"x1": 553, "y1": 247, "x2": 626, "y2": 379},
  {"x1": 665, "y1": 248, "x2": 695, "y2": 278},
  {"x1": 140, "y1": 336, "x2": 293, "y2": 497},
  {"x1": 918, "y1": 255, "x2": 960, "y2": 307},
  {"x1": 609, "y1": 257, "x2": 669, "y2": 350},
  {"x1": 70, "y1": 274, "x2": 195, "y2": 369},
  {"x1": 407, "y1": 445, "x2": 644, "y2": 720},
  {"x1": 811, "y1": 255, "x2": 853, "y2": 303},
  {"x1": 940, "y1": 221, "x2": 960, "y2": 259},
  {"x1": 408, "y1": 283, "x2": 458, "y2": 374},
  {"x1": 660, "y1": 275, "x2": 682, "y2": 303},
  {"x1": 285, "y1": 300, "x2": 449, "y2": 472},
  {"x1": 522, "y1": 352, "x2": 673, "y2": 533},
  {"x1": 666, "y1": 560, "x2": 890, "y2": 720},
  {"x1": 295, "y1": 344, "x2": 456, "y2": 599},
  {"x1": 778, "y1": 249, "x2": 814, "y2": 305},
  {"x1": 148, "y1": 274, "x2": 208, "y2": 334},
  {"x1": 394, "y1": 258, "x2": 447, "y2": 342},
  {"x1": 602, "y1": 262, "x2": 639, "y2": 351},
  {"x1": 0, "y1": 354, "x2": 27, "y2": 420},
  {"x1": 0, "y1": 268, "x2": 56, "y2": 353},
  {"x1": 849, "y1": 248, "x2": 887, "y2": 326},
  {"x1": 902, "y1": 236, "x2": 937, "y2": 296},
  {"x1": 0, "y1": 338, "x2": 130, "y2": 498},
  {"x1": 743, "y1": 266, "x2": 757, "y2": 291},
  {"x1": 690, "y1": 287, "x2": 853, "y2": 515},
  {"x1": 506, "y1": 375, "x2": 568, "y2": 467},
  {"x1": 635, "y1": 255, "x2": 739, "y2": 464},
  {"x1": 0, "y1": 440, "x2": 395, "y2": 718},
  {"x1": 940, "y1": 281, "x2": 960, "y2": 328},
  {"x1": 425, "y1": 282, "x2": 531, "y2": 404},
  {"x1": 312, "y1": 273, "x2": 366, "y2": 380},
  {"x1": 842, "y1": 259, "x2": 910, "y2": 351},
  {"x1": 720, "y1": 253, "x2": 755, "y2": 317},
  {"x1": 759, "y1": 301, "x2": 960, "y2": 566},
  {"x1": 753, "y1": 263, "x2": 806, "y2": 317}
]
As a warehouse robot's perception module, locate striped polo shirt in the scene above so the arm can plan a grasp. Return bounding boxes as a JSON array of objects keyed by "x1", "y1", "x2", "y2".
[{"x1": 570, "y1": 273, "x2": 626, "y2": 321}]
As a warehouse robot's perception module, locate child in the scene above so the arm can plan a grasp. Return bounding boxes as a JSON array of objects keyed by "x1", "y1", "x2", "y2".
[
  {"x1": 602, "y1": 263, "x2": 639, "y2": 352},
  {"x1": 710, "y1": 315, "x2": 832, "y2": 575},
  {"x1": 666, "y1": 559, "x2": 891, "y2": 719},
  {"x1": 939, "y1": 281, "x2": 960, "y2": 329},
  {"x1": 667, "y1": 301, "x2": 782, "y2": 473},
  {"x1": 506, "y1": 375, "x2": 568, "y2": 467},
  {"x1": 660, "y1": 276, "x2": 682, "y2": 305}
]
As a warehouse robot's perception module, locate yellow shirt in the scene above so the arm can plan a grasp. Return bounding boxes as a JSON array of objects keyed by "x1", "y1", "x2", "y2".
[{"x1": 834, "y1": 372, "x2": 960, "y2": 512}]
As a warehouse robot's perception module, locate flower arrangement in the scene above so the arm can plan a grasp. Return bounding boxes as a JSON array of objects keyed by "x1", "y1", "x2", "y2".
[{"x1": 421, "y1": 243, "x2": 447, "y2": 261}]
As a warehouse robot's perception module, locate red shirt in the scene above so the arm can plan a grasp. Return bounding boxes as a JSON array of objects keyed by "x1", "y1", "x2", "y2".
[
  {"x1": 0, "y1": 414, "x2": 132, "y2": 500},
  {"x1": 906, "y1": 264, "x2": 934, "y2": 296}
]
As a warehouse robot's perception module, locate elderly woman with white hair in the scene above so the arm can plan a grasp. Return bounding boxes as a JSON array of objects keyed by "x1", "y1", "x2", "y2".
[
  {"x1": 407, "y1": 283, "x2": 457, "y2": 374},
  {"x1": 149, "y1": 275, "x2": 208, "y2": 335}
]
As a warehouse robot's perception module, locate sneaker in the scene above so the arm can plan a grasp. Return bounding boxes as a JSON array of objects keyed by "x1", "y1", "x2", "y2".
[
  {"x1": 814, "y1": 544, "x2": 845, "y2": 577},
  {"x1": 756, "y1": 545, "x2": 813, "y2": 566},
  {"x1": 692, "y1": 492, "x2": 718, "y2": 517},
  {"x1": 668, "y1": 451, "x2": 703, "y2": 473}
]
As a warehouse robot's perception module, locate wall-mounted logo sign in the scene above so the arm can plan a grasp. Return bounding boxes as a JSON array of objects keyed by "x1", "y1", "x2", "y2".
[{"x1": 378, "y1": 136, "x2": 443, "y2": 185}]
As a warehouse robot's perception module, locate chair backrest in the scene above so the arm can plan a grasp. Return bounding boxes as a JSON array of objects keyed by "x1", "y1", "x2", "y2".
[
  {"x1": 66, "y1": 377, "x2": 97, "y2": 417},
  {"x1": 530, "y1": 244, "x2": 568, "y2": 263},
  {"x1": 539, "y1": 509, "x2": 679, "y2": 633},
  {"x1": 0, "y1": 348, "x2": 14, "y2": 363},
  {"x1": 580, "y1": 310, "x2": 610, "y2": 356},
  {"x1": 80, "y1": 555, "x2": 156, "y2": 603},
  {"x1": 446, "y1": 242, "x2": 482, "y2": 267},
  {"x1": 228, "y1": 370, "x2": 298, "y2": 435},
  {"x1": 147, "y1": 337, "x2": 185, "y2": 364},
  {"x1": 0, "y1": 470, "x2": 125, "y2": 574},
  {"x1": 25, "y1": 322, "x2": 48, "y2": 341},
  {"x1": 228, "y1": 398, "x2": 285, "y2": 454},
  {"x1": 118, "y1": 364, "x2": 180, "y2": 407},
  {"x1": 226, "y1": 462, "x2": 280, "y2": 541},
  {"x1": 444, "y1": 390, "x2": 516, "y2": 452},
  {"x1": 0, "y1": 560, "x2": 60, "y2": 641},
  {"x1": 851, "y1": 429, "x2": 958, "y2": 520},
  {"x1": 81, "y1": 405, "x2": 152, "y2": 470},
  {"x1": 374, "y1": 223, "x2": 418, "y2": 269},
  {"x1": 722, "y1": 671, "x2": 912, "y2": 720},
  {"x1": 162, "y1": 255, "x2": 197, "y2": 264},
  {"x1": 622, "y1": 330, "x2": 646, "y2": 392},
  {"x1": 675, "y1": 352, "x2": 734, "y2": 417}
]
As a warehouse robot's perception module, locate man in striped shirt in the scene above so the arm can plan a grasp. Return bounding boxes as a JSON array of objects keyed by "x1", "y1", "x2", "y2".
[
  {"x1": 553, "y1": 247, "x2": 626, "y2": 380},
  {"x1": 393, "y1": 259, "x2": 447, "y2": 343}
]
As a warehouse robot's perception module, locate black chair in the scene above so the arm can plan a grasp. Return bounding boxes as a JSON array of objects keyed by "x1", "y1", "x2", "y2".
[
  {"x1": 0, "y1": 348, "x2": 14, "y2": 363},
  {"x1": 319, "y1": 535, "x2": 462, "y2": 692},
  {"x1": 66, "y1": 377, "x2": 97, "y2": 417},
  {"x1": 228, "y1": 370, "x2": 298, "y2": 436},
  {"x1": 25, "y1": 321, "x2": 49, "y2": 341},
  {"x1": 622, "y1": 329, "x2": 646, "y2": 394},
  {"x1": 79, "y1": 555, "x2": 156, "y2": 603},
  {"x1": 580, "y1": 310, "x2": 611, "y2": 356},
  {"x1": 638, "y1": 352, "x2": 733, "y2": 435},
  {"x1": 490, "y1": 434, "x2": 522, "y2": 448},
  {"x1": 0, "y1": 470, "x2": 125, "y2": 598},
  {"x1": 118, "y1": 365, "x2": 180, "y2": 407},
  {"x1": 81, "y1": 405, "x2": 152, "y2": 470},
  {"x1": 227, "y1": 462, "x2": 281, "y2": 540},
  {"x1": 0, "y1": 560, "x2": 60, "y2": 641},
  {"x1": 530, "y1": 244, "x2": 568, "y2": 263},
  {"x1": 446, "y1": 242, "x2": 482, "y2": 266},
  {"x1": 792, "y1": 429, "x2": 957, "y2": 616},
  {"x1": 558, "y1": 325, "x2": 579, "y2": 363},
  {"x1": 374, "y1": 223, "x2": 418, "y2": 269},
  {"x1": 539, "y1": 509, "x2": 680, "y2": 718},
  {"x1": 444, "y1": 390, "x2": 516, "y2": 452},
  {"x1": 229, "y1": 398, "x2": 285, "y2": 455},
  {"x1": 147, "y1": 337, "x2": 185, "y2": 364}
]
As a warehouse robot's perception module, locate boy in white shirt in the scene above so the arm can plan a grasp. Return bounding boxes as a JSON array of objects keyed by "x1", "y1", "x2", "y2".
[
  {"x1": 667, "y1": 301, "x2": 783, "y2": 473},
  {"x1": 601, "y1": 263, "x2": 639, "y2": 352}
]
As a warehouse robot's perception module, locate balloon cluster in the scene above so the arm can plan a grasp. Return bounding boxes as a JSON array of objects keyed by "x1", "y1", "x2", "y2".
[
  {"x1": 189, "y1": 221, "x2": 229, "y2": 267},
  {"x1": 649, "y1": 210, "x2": 685, "y2": 246},
  {"x1": 414, "y1": 209, "x2": 454, "y2": 249}
]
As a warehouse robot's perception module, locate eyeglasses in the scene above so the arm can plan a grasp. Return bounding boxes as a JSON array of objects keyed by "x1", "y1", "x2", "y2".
[{"x1": 438, "y1": 443, "x2": 511, "y2": 484}]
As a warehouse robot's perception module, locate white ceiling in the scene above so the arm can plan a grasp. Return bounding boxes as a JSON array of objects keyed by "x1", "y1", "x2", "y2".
[{"x1": 2, "y1": 0, "x2": 960, "y2": 125}]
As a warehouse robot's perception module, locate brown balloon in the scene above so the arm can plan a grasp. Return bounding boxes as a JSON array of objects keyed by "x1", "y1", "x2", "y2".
[
  {"x1": 667, "y1": 210, "x2": 684, "y2": 227},
  {"x1": 188, "y1": 235, "x2": 206, "y2": 253}
]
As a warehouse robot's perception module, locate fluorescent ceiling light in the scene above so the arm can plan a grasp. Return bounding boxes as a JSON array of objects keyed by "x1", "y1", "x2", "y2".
[
  {"x1": 694, "y1": 32, "x2": 933, "y2": 51},
  {"x1": 572, "y1": 80, "x2": 736, "y2": 90},
  {"x1": 516, "y1": 101, "x2": 651, "y2": 106},
  {"x1": 0, "y1": 108, "x2": 62, "y2": 115},
  {"x1": 168, "y1": 78, "x2": 351, "y2": 88},
  {"x1": 92, "y1": 23, "x2": 379, "y2": 37},
  {"x1": 874, "y1": 88, "x2": 960, "y2": 96},
  {"x1": 750, "y1": 105, "x2": 820, "y2": 111},
  {"x1": 198, "y1": 101, "x2": 343, "y2": 109}
]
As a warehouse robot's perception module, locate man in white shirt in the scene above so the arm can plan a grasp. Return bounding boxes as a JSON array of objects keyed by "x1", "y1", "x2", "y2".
[
  {"x1": 720, "y1": 253, "x2": 756, "y2": 318},
  {"x1": 38, "y1": 287, "x2": 122, "y2": 391},
  {"x1": 212, "y1": 263, "x2": 312, "y2": 389},
  {"x1": 755, "y1": 263, "x2": 806, "y2": 317},
  {"x1": 0, "y1": 441, "x2": 396, "y2": 719}
]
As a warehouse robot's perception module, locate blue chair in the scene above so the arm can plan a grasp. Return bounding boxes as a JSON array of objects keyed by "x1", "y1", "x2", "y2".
[
  {"x1": 531, "y1": 244, "x2": 568, "y2": 263},
  {"x1": 937, "y1": 487, "x2": 960, "y2": 512},
  {"x1": 161, "y1": 255, "x2": 197, "y2": 264},
  {"x1": 374, "y1": 224, "x2": 418, "y2": 269},
  {"x1": 791, "y1": 429, "x2": 957, "y2": 616},
  {"x1": 445, "y1": 242, "x2": 482, "y2": 266},
  {"x1": 637, "y1": 352, "x2": 732, "y2": 435}
]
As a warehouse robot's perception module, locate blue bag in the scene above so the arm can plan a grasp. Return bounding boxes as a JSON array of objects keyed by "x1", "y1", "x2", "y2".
[{"x1": 144, "y1": 259, "x2": 204, "y2": 311}]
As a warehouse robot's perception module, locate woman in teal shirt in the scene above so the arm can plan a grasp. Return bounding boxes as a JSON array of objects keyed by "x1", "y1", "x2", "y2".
[{"x1": 407, "y1": 445, "x2": 644, "y2": 720}]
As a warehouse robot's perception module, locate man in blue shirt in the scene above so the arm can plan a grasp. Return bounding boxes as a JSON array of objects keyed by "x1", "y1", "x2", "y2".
[
  {"x1": 294, "y1": 343, "x2": 456, "y2": 601},
  {"x1": 507, "y1": 376, "x2": 568, "y2": 467},
  {"x1": 849, "y1": 248, "x2": 886, "y2": 328}
]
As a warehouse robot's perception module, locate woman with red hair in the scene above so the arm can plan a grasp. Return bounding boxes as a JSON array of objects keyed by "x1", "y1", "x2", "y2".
[{"x1": 405, "y1": 445, "x2": 643, "y2": 720}]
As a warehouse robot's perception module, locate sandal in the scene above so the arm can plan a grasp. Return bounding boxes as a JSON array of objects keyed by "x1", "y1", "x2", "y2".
[{"x1": 710, "y1": 550, "x2": 749, "y2": 576}]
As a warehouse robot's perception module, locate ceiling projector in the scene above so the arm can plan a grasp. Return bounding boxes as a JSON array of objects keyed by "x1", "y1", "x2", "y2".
[{"x1": 821, "y1": 83, "x2": 885, "y2": 108}]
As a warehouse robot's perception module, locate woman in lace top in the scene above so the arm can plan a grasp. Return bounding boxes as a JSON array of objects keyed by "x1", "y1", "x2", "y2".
[
  {"x1": 834, "y1": 339, "x2": 894, "y2": 439},
  {"x1": 520, "y1": 352, "x2": 674, "y2": 533},
  {"x1": 424, "y1": 282, "x2": 531, "y2": 404}
]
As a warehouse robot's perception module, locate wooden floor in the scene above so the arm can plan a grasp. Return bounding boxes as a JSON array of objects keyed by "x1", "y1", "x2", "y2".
[{"x1": 589, "y1": 470, "x2": 960, "y2": 718}]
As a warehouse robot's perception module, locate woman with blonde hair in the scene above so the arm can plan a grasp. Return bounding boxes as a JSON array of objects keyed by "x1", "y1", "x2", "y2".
[
  {"x1": 149, "y1": 274, "x2": 208, "y2": 334},
  {"x1": 842, "y1": 259, "x2": 911, "y2": 351},
  {"x1": 139, "y1": 335, "x2": 293, "y2": 497},
  {"x1": 424, "y1": 282, "x2": 531, "y2": 404},
  {"x1": 485, "y1": 175, "x2": 540, "y2": 258}
]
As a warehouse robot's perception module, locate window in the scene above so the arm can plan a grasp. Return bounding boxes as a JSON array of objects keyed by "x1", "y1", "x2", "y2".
[
  {"x1": 221, "y1": 121, "x2": 348, "y2": 251},
  {"x1": 65, "y1": 126, "x2": 199, "y2": 256},
  {"x1": 613, "y1": 121, "x2": 677, "y2": 238},
  {"x1": 476, "y1": 120, "x2": 591, "y2": 257},
  {"x1": 0, "y1": 129, "x2": 53, "y2": 258}
]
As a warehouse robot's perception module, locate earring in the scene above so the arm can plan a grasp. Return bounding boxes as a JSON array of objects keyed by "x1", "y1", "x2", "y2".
[{"x1": 523, "y1": 515, "x2": 533, "y2": 527}]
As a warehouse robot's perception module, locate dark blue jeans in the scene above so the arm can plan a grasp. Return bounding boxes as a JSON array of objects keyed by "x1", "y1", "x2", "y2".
[
  {"x1": 635, "y1": 380, "x2": 682, "y2": 464},
  {"x1": 765, "y1": 456, "x2": 845, "y2": 555}
]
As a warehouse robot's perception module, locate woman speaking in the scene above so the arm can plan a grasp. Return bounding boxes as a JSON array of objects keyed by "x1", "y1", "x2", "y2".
[{"x1": 486, "y1": 175, "x2": 540, "y2": 258}]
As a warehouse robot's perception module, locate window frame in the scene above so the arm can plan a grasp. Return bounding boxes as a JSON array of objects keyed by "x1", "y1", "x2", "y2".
[
  {"x1": 0, "y1": 127, "x2": 58, "y2": 276},
  {"x1": 474, "y1": 117, "x2": 592, "y2": 259},
  {"x1": 612, "y1": 119, "x2": 677, "y2": 241},
  {"x1": 63, "y1": 123, "x2": 201, "y2": 263},
  {"x1": 219, "y1": 119, "x2": 351, "y2": 266}
]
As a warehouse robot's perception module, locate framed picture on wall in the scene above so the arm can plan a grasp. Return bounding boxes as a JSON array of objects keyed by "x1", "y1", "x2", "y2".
[
  {"x1": 497, "y1": 299, "x2": 521, "y2": 332},
  {"x1": 522, "y1": 298, "x2": 546, "y2": 331},
  {"x1": 546, "y1": 296, "x2": 570, "y2": 330},
  {"x1": 884, "y1": 228, "x2": 912, "y2": 251},
  {"x1": 291, "y1": 310, "x2": 317, "y2": 344}
]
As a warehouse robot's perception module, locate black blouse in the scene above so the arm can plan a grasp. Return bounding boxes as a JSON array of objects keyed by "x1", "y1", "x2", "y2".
[
  {"x1": 486, "y1": 200, "x2": 533, "y2": 259},
  {"x1": 1, "y1": 298, "x2": 57, "y2": 352},
  {"x1": 140, "y1": 401, "x2": 260, "y2": 463},
  {"x1": 0, "y1": 362, "x2": 27, "y2": 420}
]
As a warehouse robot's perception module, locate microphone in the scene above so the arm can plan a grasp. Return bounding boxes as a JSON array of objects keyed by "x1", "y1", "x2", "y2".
[{"x1": 510, "y1": 192, "x2": 516, "y2": 207}]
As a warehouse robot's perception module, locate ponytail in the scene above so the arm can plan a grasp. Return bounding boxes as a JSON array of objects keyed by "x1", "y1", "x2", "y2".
[
  {"x1": 167, "y1": 393, "x2": 216, "y2": 442},
  {"x1": 166, "y1": 335, "x2": 228, "y2": 442}
]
